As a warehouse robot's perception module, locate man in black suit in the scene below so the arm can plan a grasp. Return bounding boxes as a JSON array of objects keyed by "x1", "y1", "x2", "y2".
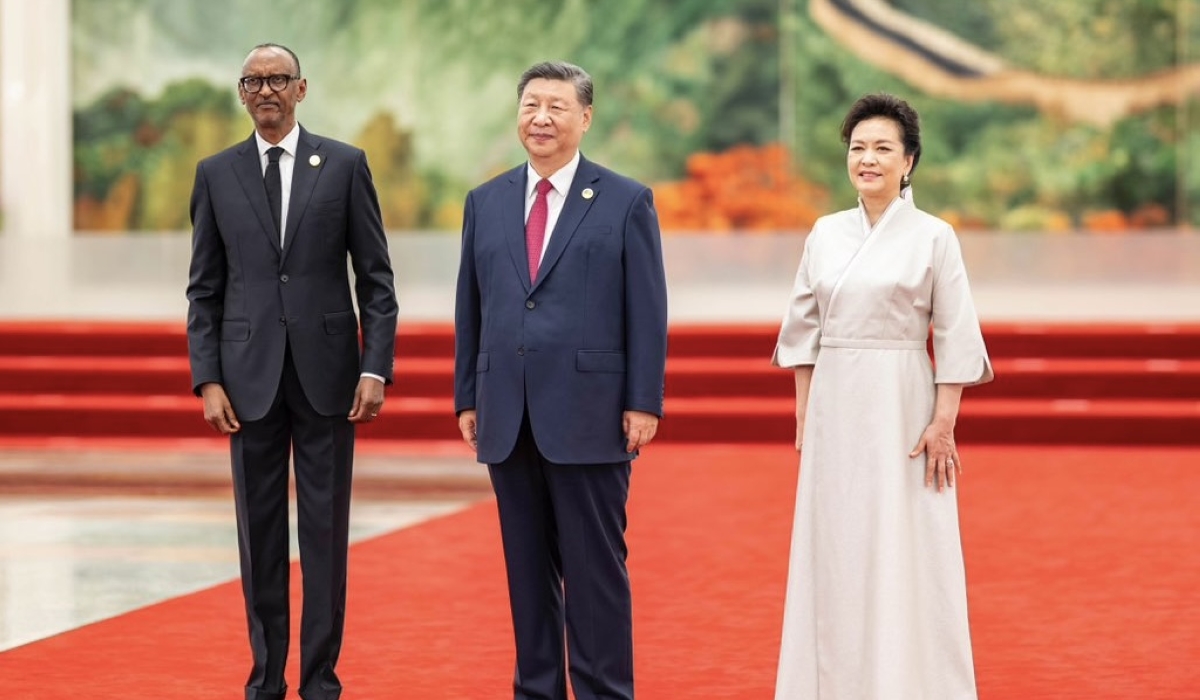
[{"x1": 186, "y1": 43, "x2": 397, "y2": 700}]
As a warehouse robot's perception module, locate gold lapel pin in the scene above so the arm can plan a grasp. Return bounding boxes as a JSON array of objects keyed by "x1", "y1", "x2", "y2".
[
  {"x1": 582, "y1": 188, "x2": 594, "y2": 200},
  {"x1": 309, "y1": 154, "x2": 321, "y2": 167}
]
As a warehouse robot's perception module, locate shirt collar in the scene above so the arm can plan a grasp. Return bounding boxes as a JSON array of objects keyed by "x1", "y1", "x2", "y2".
[
  {"x1": 525, "y1": 150, "x2": 581, "y2": 200},
  {"x1": 857, "y1": 193, "x2": 911, "y2": 233},
  {"x1": 255, "y1": 123, "x2": 301, "y2": 159}
]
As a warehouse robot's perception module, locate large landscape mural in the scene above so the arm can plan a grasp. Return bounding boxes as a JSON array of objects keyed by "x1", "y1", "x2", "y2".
[{"x1": 72, "y1": 0, "x2": 1200, "y2": 233}]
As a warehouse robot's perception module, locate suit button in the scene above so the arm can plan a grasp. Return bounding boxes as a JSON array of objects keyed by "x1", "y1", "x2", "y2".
[
  {"x1": 280, "y1": 274, "x2": 289, "y2": 283},
  {"x1": 517, "y1": 347, "x2": 525, "y2": 356},
  {"x1": 279, "y1": 316, "x2": 287, "y2": 325},
  {"x1": 525, "y1": 300, "x2": 536, "y2": 310}
]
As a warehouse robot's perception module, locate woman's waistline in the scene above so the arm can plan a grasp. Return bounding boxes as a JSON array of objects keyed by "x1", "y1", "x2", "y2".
[{"x1": 819, "y1": 336, "x2": 927, "y2": 350}]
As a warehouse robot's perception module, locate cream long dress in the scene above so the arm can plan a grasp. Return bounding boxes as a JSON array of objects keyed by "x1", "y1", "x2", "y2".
[{"x1": 772, "y1": 194, "x2": 993, "y2": 700}]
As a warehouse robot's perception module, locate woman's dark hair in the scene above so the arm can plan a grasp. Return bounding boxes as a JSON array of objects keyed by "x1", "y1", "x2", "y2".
[{"x1": 840, "y1": 93, "x2": 921, "y2": 182}]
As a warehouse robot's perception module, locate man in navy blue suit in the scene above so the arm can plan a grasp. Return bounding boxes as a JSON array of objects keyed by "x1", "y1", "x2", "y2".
[{"x1": 454, "y1": 61, "x2": 668, "y2": 700}]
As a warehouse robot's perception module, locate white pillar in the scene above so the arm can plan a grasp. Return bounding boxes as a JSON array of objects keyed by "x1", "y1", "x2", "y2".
[{"x1": 1, "y1": 0, "x2": 72, "y2": 238}]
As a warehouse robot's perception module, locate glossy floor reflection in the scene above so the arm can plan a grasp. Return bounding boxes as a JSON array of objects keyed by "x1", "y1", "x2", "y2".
[{"x1": 0, "y1": 445, "x2": 488, "y2": 652}]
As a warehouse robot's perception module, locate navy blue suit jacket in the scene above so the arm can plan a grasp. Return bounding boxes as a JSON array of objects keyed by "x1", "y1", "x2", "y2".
[
  {"x1": 454, "y1": 156, "x2": 668, "y2": 465},
  {"x1": 187, "y1": 127, "x2": 398, "y2": 421}
]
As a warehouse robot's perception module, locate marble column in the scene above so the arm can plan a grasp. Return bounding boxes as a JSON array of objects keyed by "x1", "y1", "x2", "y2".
[
  {"x1": 0, "y1": 0, "x2": 72, "y2": 317},
  {"x1": 1, "y1": 0, "x2": 72, "y2": 238}
]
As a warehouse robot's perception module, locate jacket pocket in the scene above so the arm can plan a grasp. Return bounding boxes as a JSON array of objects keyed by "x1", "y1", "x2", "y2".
[
  {"x1": 576, "y1": 350, "x2": 625, "y2": 373},
  {"x1": 324, "y1": 310, "x2": 358, "y2": 335},
  {"x1": 220, "y1": 319, "x2": 250, "y2": 342},
  {"x1": 476, "y1": 352, "x2": 489, "y2": 372}
]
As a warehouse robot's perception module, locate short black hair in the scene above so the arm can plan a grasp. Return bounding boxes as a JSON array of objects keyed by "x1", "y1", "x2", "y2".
[
  {"x1": 517, "y1": 61, "x2": 593, "y2": 107},
  {"x1": 841, "y1": 93, "x2": 921, "y2": 180},
  {"x1": 246, "y1": 43, "x2": 302, "y2": 76}
]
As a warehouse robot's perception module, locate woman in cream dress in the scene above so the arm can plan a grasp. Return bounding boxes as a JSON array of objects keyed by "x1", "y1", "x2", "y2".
[{"x1": 773, "y1": 94, "x2": 993, "y2": 699}]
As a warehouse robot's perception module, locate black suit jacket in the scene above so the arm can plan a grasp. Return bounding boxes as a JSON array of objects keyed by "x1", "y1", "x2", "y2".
[{"x1": 187, "y1": 127, "x2": 397, "y2": 421}]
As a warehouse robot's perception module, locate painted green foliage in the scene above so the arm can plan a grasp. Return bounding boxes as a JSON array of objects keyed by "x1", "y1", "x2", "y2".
[
  {"x1": 788, "y1": 0, "x2": 1198, "y2": 228},
  {"x1": 71, "y1": 0, "x2": 1198, "y2": 231}
]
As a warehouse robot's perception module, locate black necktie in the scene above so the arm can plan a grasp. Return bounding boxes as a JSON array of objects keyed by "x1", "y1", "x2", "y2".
[{"x1": 264, "y1": 146, "x2": 284, "y2": 242}]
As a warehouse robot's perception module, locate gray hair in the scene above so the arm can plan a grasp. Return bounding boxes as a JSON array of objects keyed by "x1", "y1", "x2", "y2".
[{"x1": 517, "y1": 61, "x2": 593, "y2": 107}]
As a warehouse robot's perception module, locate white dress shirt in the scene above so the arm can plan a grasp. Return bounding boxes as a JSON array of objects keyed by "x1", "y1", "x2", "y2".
[
  {"x1": 524, "y1": 150, "x2": 581, "y2": 265},
  {"x1": 255, "y1": 124, "x2": 301, "y2": 246}
]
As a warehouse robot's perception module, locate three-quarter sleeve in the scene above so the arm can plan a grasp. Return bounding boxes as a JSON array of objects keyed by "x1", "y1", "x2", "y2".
[
  {"x1": 772, "y1": 235, "x2": 821, "y2": 368},
  {"x1": 930, "y1": 227, "x2": 993, "y2": 385}
]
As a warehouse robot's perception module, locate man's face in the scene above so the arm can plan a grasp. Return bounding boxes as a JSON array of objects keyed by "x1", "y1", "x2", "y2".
[
  {"x1": 238, "y1": 48, "x2": 306, "y2": 135},
  {"x1": 517, "y1": 78, "x2": 592, "y2": 167}
]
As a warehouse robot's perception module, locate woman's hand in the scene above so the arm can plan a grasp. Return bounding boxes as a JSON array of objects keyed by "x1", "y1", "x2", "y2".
[
  {"x1": 792, "y1": 366, "x2": 813, "y2": 454},
  {"x1": 910, "y1": 419, "x2": 961, "y2": 492}
]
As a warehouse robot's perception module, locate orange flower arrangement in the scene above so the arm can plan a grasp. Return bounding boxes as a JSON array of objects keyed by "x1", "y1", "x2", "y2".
[
  {"x1": 652, "y1": 143, "x2": 829, "y2": 233},
  {"x1": 1128, "y1": 203, "x2": 1171, "y2": 229},
  {"x1": 1082, "y1": 209, "x2": 1130, "y2": 233}
]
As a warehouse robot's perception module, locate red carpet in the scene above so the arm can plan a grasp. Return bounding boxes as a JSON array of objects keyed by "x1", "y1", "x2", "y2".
[
  {"x1": 2, "y1": 444, "x2": 1197, "y2": 698},
  {"x1": 1, "y1": 321, "x2": 1198, "y2": 445}
]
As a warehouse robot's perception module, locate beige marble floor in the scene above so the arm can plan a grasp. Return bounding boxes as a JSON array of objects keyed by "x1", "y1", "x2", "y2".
[{"x1": 0, "y1": 445, "x2": 491, "y2": 652}]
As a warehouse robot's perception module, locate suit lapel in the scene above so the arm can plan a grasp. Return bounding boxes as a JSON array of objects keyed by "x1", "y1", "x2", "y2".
[
  {"x1": 281, "y1": 127, "x2": 323, "y2": 265},
  {"x1": 503, "y1": 166, "x2": 532, "y2": 293},
  {"x1": 533, "y1": 156, "x2": 599, "y2": 290},
  {"x1": 230, "y1": 135, "x2": 281, "y2": 254}
]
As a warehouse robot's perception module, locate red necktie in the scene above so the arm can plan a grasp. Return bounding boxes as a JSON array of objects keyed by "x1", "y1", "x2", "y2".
[{"x1": 526, "y1": 178, "x2": 553, "y2": 281}]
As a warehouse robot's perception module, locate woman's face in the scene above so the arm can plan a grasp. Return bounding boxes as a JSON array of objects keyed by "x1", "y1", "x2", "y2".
[{"x1": 846, "y1": 117, "x2": 914, "y2": 203}]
